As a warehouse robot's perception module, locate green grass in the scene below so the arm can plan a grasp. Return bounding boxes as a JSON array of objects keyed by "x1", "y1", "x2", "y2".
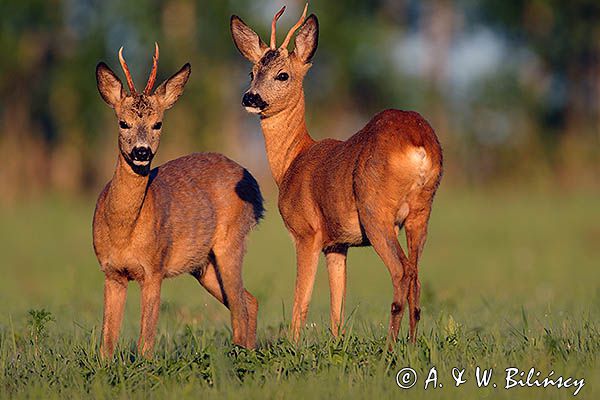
[{"x1": 0, "y1": 188, "x2": 598, "y2": 399}]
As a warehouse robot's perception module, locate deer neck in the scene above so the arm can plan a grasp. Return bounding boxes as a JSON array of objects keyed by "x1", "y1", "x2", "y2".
[
  {"x1": 260, "y1": 90, "x2": 314, "y2": 186},
  {"x1": 103, "y1": 153, "x2": 150, "y2": 238}
]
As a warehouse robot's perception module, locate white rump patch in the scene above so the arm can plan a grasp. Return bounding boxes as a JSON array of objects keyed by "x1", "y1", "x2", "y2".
[{"x1": 407, "y1": 146, "x2": 431, "y2": 187}]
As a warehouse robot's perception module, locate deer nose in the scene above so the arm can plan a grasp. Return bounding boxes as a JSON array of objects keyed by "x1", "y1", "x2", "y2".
[
  {"x1": 242, "y1": 92, "x2": 267, "y2": 110},
  {"x1": 131, "y1": 146, "x2": 152, "y2": 162}
]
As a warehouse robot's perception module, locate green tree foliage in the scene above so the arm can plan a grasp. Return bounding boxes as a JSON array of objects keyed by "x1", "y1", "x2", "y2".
[
  {"x1": 473, "y1": 0, "x2": 600, "y2": 136},
  {"x1": 0, "y1": 0, "x2": 598, "y2": 199}
]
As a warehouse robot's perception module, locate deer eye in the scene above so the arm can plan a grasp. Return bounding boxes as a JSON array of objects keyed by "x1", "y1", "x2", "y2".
[
  {"x1": 119, "y1": 120, "x2": 130, "y2": 129},
  {"x1": 152, "y1": 121, "x2": 162, "y2": 130},
  {"x1": 249, "y1": 71, "x2": 254, "y2": 81},
  {"x1": 275, "y1": 72, "x2": 289, "y2": 81}
]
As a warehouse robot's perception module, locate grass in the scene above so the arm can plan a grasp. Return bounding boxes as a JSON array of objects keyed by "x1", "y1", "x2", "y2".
[{"x1": 0, "y1": 187, "x2": 598, "y2": 399}]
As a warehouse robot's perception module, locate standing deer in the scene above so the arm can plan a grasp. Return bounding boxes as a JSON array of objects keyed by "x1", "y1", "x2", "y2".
[
  {"x1": 231, "y1": 5, "x2": 443, "y2": 343},
  {"x1": 93, "y1": 44, "x2": 263, "y2": 357}
]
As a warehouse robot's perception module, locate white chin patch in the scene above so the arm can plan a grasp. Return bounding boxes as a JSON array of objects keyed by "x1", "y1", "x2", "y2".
[
  {"x1": 245, "y1": 106, "x2": 262, "y2": 114},
  {"x1": 133, "y1": 160, "x2": 150, "y2": 166}
]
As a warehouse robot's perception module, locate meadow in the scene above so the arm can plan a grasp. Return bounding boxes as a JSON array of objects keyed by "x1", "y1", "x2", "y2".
[{"x1": 0, "y1": 187, "x2": 598, "y2": 399}]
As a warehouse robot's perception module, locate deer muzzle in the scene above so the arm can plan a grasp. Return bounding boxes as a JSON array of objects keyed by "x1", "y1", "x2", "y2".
[
  {"x1": 242, "y1": 92, "x2": 268, "y2": 113},
  {"x1": 131, "y1": 146, "x2": 153, "y2": 166}
]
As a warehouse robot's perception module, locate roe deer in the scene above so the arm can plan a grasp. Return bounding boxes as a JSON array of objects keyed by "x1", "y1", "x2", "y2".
[
  {"x1": 231, "y1": 5, "x2": 442, "y2": 343},
  {"x1": 93, "y1": 44, "x2": 263, "y2": 357}
]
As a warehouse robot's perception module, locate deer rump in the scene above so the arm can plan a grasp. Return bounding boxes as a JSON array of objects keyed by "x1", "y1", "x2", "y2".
[{"x1": 277, "y1": 109, "x2": 443, "y2": 250}]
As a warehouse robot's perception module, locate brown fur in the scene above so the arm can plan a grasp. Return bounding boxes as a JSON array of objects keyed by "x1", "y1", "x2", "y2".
[
  {"x1": 93, "y1": 53, "x2": 263, "y2": 358},
  {"x1": 231, "y1": 11, "x2": 442, "y2": 343}
]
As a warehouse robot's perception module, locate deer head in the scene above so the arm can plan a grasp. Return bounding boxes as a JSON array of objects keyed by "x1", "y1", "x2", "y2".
[
  {"x1": 96, "y1": 43, "x2": 191, "y2": 175},
  {"x1": 231, "y1": 4, "x2": 318, "y2": 118}
]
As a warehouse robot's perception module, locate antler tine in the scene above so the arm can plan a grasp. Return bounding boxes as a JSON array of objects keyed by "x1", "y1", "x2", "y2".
[
  {"x1": 279, "y1": 2, "x2": 308, "y2": 50},
  {"x1": 144, "y1": 42, "x2": 160, "y2": 95},
  {"x1": 118, "y1": 47, "x2": 137, "y2": 95},
  {"x1": 270, "y1": 6, "x2": 286, "y2": 50}
]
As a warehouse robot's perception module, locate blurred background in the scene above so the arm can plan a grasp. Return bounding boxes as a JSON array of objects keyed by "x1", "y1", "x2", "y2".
[{"x1": 1, "y1": 0, "x2": 599, "y2": 202}]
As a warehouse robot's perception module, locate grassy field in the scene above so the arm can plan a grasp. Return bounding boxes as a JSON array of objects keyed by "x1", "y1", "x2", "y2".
[{"x1": 0, "y1": 187, "x2": 598, "y2": 399}]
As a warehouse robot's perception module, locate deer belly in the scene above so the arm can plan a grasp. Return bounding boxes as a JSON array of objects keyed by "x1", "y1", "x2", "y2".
[
  {"x1": 323, "y1": 209, "x2": 366, "y2": 247},
  {"x1": 97, "y1": 235, "x2": 211, "y2": 279},
  {"x1": 162, "y1": 236, "x2": 213, "y2": 278},
  {"x1": 163, "y1": 253, "x2": 209, "y2": 278}
]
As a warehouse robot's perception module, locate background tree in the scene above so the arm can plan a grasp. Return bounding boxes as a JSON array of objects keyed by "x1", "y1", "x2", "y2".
[{"x1": 0, "y1": 0, "x2": 598, "y2": 202}]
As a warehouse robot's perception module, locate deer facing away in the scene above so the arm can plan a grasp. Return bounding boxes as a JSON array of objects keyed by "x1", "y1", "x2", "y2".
[
  {"x1": 231, "y1": 5, "x2": 443, "y2": 343},
  {"x1": 93, "y1": 44, "x2": 263, "y2": 357}
]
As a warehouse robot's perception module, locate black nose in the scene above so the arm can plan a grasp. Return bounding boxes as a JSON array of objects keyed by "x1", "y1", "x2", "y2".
[
  {"x1": 242, "y1": 92, "x2": 267, "y2": 109},
  {"x1": 131, "y1": 146, "x2": 152, "y2": 162}
]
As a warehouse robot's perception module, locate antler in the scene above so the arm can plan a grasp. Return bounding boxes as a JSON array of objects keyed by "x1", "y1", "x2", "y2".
[
  {"x1": 144, "y1": 42, "x2": 160, "y2": 95},
  {"x1": 119, "y1": 47, "x2": 137, "y2": 95},
  {"x1": 270, "y1": 6, "x2": 286, "y2": 49},
  {"x1": 279, "y1": 2, "x2": 308, "y2": 50}
]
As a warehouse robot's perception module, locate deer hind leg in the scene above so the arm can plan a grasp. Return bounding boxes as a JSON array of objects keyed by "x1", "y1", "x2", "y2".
[
  {"x1": 244, "y1": 290, "x2": 259, "y2": 348},
  {"x1": 210, "y1": 245, "x2": 250, "y2": 348},
  {"x1": 138, "y1": 274, "x2": 163, "y2": 356},
  {"x1": 290, "y1": 236, "x2": 321, "y2": 342},
  {"x1": 404, "y1": 206, "x2": 431, "y2": 343},
  {"x1": 359, "y1": 208, "x2": 411, "y2": 342},
  {"x1": 100, "y1": 273, "x2": 128, "y2": 358},
  {"x1": 192, "y1": 260, "x2": 258, "y2": 349},
  {"x1": 324, "y1": 247, "x2": 348, "y2": 337}
]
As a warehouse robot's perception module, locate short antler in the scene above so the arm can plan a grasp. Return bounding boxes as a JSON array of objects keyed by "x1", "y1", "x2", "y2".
[
  {"x1": 119, "y1": 47, "x2": 137, "y2": 95},
  {"x1": 270, "y1": 6, "x2": 286, "y2": 49},
  {"x1": 279, "y1": 2, "x2": 308, "y2": 50},
  {"x1": 144, "y1": 42, "x2": 159, "y2": 95}
]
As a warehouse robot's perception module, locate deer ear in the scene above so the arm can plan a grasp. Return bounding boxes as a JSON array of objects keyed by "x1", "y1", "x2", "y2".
[
  {"x1": 293, "y1": 14, "x2": 319, "y2": 64},
  {"x1": 231, "y1": 15, "x2": 268, "y2": 63},
  {"x1": 154, "y1": 63, "x2": 191, "y2": 110},
  {"x1": 96, "y1": 62, "x2": 124, "y2": 108}
]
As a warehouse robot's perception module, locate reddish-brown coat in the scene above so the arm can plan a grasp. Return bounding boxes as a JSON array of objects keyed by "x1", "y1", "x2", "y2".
[
  {"x1": 279, "y1": 110, "x2": 442, "y2": 249},
  {"x1": 231, "y1": 8, "x2": 443, "y2": 343},
  {"x1": 94, "y1": 50, "x2": 263, "y2": 357}
]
